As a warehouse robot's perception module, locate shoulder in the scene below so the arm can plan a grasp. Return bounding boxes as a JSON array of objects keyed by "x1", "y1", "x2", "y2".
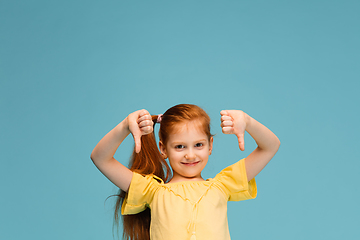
[
  {"x1": 212, "y1": 158, "x2": 257, "y2": 201},
  {"x1": 130, "y1": 172, "x2": 164, "y2": 188},
  {"x1": 126, "y1": 172, "x2": 164, "y2": 201},
  {"x1": 122, "y1": 172, "x2": 163, "y2": 215},
  {"x1": 214, "y1": 158, "x2": 247, "y2": 180}
]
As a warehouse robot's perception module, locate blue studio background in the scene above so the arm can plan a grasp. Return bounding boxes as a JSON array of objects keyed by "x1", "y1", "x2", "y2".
[{"x1": 1, "y1": 1, "x2": 359, "y2": 239}]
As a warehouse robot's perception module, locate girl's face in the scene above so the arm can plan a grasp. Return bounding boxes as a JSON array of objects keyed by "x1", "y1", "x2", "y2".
[{"x1": 159, "y1": 121, "x2": 213, "y2": 183}]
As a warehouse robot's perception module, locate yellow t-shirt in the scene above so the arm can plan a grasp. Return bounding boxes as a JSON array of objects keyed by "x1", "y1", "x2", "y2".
[{"x1": 121, "y1": 158, "x2": 257, "y2": 240}]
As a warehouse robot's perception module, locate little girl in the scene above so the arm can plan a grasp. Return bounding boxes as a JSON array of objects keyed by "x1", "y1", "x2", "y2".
[{"x1": 91, "y1": 104, "x2": 280, "y2": 240}]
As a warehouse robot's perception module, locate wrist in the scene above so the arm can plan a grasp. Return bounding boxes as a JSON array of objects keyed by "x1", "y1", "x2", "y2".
[
  {"x1": 117, "y1": 117, "x2": 131, "y2": 136},
  {"x1": 244, "y1": 113, "x2": 252, "y2": 130},
  {"x1": 124, "y1": 116, "x2": 130, "y2": 131}
]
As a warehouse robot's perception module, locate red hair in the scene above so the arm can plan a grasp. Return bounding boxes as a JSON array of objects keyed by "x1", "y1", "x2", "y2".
[{"x1": 113, "y1": 104, "x2": 212, "y2": 240}]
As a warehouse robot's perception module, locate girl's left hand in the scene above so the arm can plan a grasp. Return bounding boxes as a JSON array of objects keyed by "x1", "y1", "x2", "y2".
[{"x1": 220, "y1": 110, "x2": 248, "y2": 151}]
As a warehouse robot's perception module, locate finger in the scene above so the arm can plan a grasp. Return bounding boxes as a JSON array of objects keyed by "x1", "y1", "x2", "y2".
[
  {"x1": 137, "y1": 114, "x2": 152, "y2": 123},
  {"x1": 138, "y1": 119, "x2": 153, "y2": 128},
  {"x1": 138, "y1": 109, "x2": 150, "y2": 117},
  {"x1": 139, "y1": 118, "x2": 154, "y2": 135},
  {"x1": 140, "y1": 125, "x2": 153, "y2": 135},
  {"x1": 220, "y1": 110, "x2": 229, "y2": 116},
  {"x1": 221, "y1": 120, "x2": 233, "y2": 128},
  {"x1": 221, "y1": 110, "x2": 234, "y2": 117},
  {"x1": 135, "y1": 109, "x2": 150, "y2": 122},
  {"x1": 222, "y1": 126, "x2": 233, "y2": 134},
  {"x1": 221, "y1": 115, "x2": 232, "y2": 122}
]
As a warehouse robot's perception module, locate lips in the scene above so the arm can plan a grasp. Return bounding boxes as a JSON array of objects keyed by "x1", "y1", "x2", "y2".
[{"x1": 181, "y1": 161, "x2": 200, "y2": 166}]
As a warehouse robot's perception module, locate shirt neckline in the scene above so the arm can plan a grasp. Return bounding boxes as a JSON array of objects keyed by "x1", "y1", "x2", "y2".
[{"x1": 163, "y1": 178, "x2": 213, "y2": 186}]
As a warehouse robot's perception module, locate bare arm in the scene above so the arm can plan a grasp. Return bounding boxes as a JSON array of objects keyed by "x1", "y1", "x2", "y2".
[
  {"x1": 90, "y1": 110, "x2": 153, "y2": 191},
  {"x1": 221, "y1": 110, "x2": 280, "y2": 181}
]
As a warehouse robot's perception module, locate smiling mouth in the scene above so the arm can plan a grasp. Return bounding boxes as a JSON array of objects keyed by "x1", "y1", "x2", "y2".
[{"x1": 181, "y1": 161, "x2": 200, "y2": 166}]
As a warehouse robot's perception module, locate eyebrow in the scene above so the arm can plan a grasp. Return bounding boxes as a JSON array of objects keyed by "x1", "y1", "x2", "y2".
[{"x1": 172, "y1": 139, "x2": 207, "y2": 145}]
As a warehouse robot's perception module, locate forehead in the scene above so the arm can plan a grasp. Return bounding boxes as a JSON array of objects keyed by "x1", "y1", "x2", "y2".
[
  {"x1": 172, "y1": 120, "x2": 204, "y2": 134},
  {"x1": 168, "y1": 121, "x2": 207, "y2": 141}
]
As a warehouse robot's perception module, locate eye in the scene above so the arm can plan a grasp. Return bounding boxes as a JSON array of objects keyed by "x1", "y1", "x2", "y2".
[
  {"x1": 195, "y1": 143, "x2": 204, "y2": 148},
  {"x1": 175, "y1": 145, "x2": 185, "y2": 149}
]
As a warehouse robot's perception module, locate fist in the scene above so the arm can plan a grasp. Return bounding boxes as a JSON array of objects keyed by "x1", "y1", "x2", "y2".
[
  {"x1": 127, "y1": 109, "x2": 153, "y2": 153},
  {"x1": 220, "y1": 110, "x2": 247, "y2": 151}
]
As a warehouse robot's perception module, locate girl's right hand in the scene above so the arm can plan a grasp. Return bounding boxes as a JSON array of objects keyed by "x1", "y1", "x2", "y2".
[{"x1": 127, "y1": 109, "x2": 153, "y2": 153}]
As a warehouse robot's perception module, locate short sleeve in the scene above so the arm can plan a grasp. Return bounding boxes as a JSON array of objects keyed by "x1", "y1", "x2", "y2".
[
  {"x1": 214, "y1": 158, "x2": 257, "y2": 201},
  {"x1": 121, "y1": 172, "x2": 161, "y2": 215}
]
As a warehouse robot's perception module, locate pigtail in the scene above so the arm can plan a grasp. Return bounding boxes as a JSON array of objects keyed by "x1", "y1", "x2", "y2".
[{"x1": 113, "y1": 115, "x2": 171, "y2": 240}]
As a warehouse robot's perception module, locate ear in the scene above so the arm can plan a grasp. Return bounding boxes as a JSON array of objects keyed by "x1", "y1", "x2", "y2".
[
  {"x1": 159, "y1": 141, "x2": 168, "y2": 159},
  {"x1": 209, "y1": 137, "x2": 214, "y2": 155}
]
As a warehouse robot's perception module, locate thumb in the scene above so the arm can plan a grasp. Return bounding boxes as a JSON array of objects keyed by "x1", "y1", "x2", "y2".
[
  {"x1": 129, "y1": 121, "x2": 142, "y2": 153},
  {"x1": 237, "y1": 134, "x2": 245, "y2": 151},
  {"x1": 133, "y1": 133, "x2": 142, "y2": 153}
]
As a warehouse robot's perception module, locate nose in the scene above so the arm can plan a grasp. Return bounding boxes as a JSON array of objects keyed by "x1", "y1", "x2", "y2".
[{"x1": 185, "y1": 149, "x2": 196, "y2": 160}]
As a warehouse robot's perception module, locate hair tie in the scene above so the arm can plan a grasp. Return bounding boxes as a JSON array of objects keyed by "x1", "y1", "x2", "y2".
[{"x1": 157, "y1": 114, "x2": 163, "y2": 123}]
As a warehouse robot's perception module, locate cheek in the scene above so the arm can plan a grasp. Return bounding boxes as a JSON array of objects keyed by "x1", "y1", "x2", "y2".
[
  {"x1": 168, "y1": 151, "x2": 182, "y2": 161},
  {"x1": 201, "y1": 150, "x2": 211, "y2": 159}
]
